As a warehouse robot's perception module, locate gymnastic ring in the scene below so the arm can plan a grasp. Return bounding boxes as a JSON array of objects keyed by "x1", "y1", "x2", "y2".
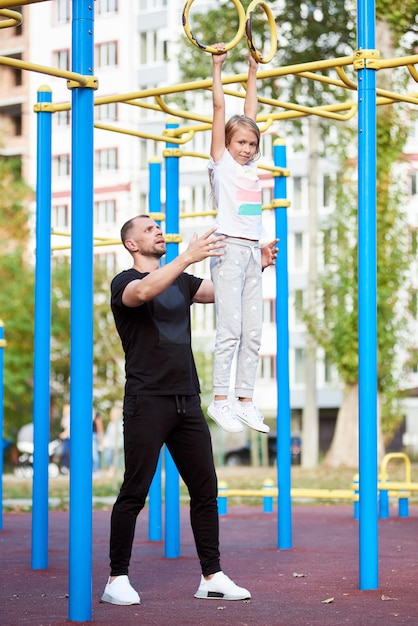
[
  {"x1": 182, "y1": 0, "x2": 246, "y2": 54},
  {"x1": 0, "y1": 9, "x2": 23, "y2": 29},
  {"x1": 245, "y1": 0, "x2": 277, "y2": 64}
]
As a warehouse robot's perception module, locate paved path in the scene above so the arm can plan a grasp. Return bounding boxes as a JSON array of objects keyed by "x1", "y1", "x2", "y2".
[{"x1": 1, "y1": 504, "x2": 417, "y2": 625}]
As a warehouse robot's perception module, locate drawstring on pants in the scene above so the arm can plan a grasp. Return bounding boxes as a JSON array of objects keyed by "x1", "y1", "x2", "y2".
[{"x1": 175, "y1": 395, "x2": 186, "y2": 414}]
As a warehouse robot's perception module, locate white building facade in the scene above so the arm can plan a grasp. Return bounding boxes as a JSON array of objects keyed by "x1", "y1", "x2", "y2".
[{"x1": 1, "y1": 0, "x2": 417, "y2": 455}]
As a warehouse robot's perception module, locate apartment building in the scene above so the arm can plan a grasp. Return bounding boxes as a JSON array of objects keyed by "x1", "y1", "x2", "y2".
[
  {"x1": 0, "y1": 3, "x2": 31, "y2": 178},
  {"x1": 1, "y1": 0, "x2": 417, "y2": 456}
]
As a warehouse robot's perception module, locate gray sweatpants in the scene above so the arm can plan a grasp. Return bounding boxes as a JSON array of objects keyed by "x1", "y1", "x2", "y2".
[{"x1": 210, "y1": 236, "x2": 262, "y2": 399}]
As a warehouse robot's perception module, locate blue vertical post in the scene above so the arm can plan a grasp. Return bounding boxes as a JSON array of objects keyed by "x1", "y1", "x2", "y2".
[
  {"x1": 69, "y1": 1, "x2": 95, "y2": 620},
  {"x1": 148, "y1": 453, "x2": 162, "y2": 541},
  {"x1": 273, "y1": 139, "x2": 292, "y2": 549},
  {"x1": 357, "y1": 0, "x2": 378, "y2": 591},
  {"x1": 149, "y1": 157, "x2": 162, "y2": 216},
  {"x1": 0, "y1": 321, "x2": 5, "y2": 530},
  {"x1": 217, "y1": 482, "x2": 228, "y2": 516},
  {"x1": 148, "y1": 157, "x2": 163, "y2": 541},
  {"x1": 164, "y1": 118, "x2": 181, "y2": 558},
  {"x1": 31, "y1": 86, "x2": 53, "y2": 569},
  {"x1": 164, "y1": 447, "x2": 180, "y2": 557}
]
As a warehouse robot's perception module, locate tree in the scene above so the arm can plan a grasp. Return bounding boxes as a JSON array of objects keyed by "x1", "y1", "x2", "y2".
[
  {"x1": 50, "y1": 254, "x2": 125, "y2": 420},
  {"x1": 0, "y1": 157, "x2": 35, "y2": 441},
  {"x1": 177, "y1": 1, "x2": 417, "y2": 467}
]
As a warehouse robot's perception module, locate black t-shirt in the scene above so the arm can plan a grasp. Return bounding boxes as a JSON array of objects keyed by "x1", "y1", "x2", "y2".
[{"x1": 111, "y1": 268, "x2": 203, "y2": 396}]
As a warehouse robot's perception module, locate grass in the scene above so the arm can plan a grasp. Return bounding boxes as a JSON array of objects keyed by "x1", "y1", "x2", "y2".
[{"x1": 3, "y1": 459, "x2": 418, "y2": 511}]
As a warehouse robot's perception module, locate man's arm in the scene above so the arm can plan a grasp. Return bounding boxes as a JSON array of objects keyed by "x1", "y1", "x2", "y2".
[
  {"x1": 122, "y1": 229, "x2": 225, "y2": 307},
  {"x1": 193, "y1": 238, "x2": 279, "y2": 304},
  {"x1": 193, "y1": 278, "x2": 215, "y2": 304}
]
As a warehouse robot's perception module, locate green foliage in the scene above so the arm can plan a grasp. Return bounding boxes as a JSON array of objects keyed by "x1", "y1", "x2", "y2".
[
  {"x1": 50, "y1": 255, "x2": 125, "y2": 416},
  {"x1": 376, "y1": 0, "x2": 418, "y2": 47},
  {"x1": 0, "y1": 158, "x2": 35, "y2": 440},
  {"x1": 303, "y1": 104, "x2": 412, "y2": 439},
  {"x1": 177, "y1": 1, "x2": 415, "y2": 444},
  {"x1": 91, "y1": 257, "x2": 125, "y2": 411}
]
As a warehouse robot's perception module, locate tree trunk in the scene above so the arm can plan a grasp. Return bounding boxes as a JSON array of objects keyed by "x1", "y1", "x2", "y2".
[
  {"x1": 325, "y1": 383, "x2": 385, "y2": 467},
  {"x1": 302, "y1": 116, "x2": 320, "y2": 468}
]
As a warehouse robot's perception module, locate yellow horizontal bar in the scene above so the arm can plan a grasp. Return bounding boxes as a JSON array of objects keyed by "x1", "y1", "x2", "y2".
[
  {"x1": 180, "y1": 211, "x2": 217, "y2": 218},
  {"x1": 0, "y1": 54, "x2": 95, "y2": 87},
  {"x1": 0, "y1": 0, "x2": 45, "y2": 7},
  {"x1": 218, "y1": 487, "x2": 359, "y2": 500},
  {"x1": 378, "y1": 482, "x2": 418, "y2": 491}
]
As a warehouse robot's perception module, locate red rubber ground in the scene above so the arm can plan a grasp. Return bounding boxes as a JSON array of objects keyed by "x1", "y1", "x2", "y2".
[{"x1": 1, "y1": 504, "x2": 417, "y2": 625}]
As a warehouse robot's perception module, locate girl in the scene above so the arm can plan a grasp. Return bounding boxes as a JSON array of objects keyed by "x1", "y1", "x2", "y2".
[{"x1": 207, "y1": 44, "x2": 270, "y2": 435}]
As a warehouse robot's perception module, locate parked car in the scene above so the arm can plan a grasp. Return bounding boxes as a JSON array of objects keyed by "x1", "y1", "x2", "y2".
[{"x1": 224, "y1": 434, "x2": 301, "y2": 466}]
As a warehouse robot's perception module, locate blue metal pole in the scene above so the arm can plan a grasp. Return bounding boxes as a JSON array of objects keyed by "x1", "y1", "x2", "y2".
[
  {"x1": 149, "y1": 157, "x2": 162, "y2": 217},
  {"x1": 273, "y1": 139, "x2": 292, "y2": 549},
  {"x1": 69, "y1": 1, "x2": 95, "y2": 620},
  {"x1": 148, "y1": 157, "x2": 163, "y2": 541},
  {"x1": 164, "y1": 118, "x2": 180, "y2": 558},
  {"x1": 31, "y1": 86, "x2": 53, "y2": 569},
  {"x1": 0, "y1": 321, "x2": 5, "y2": 530},
  {"x1": 357, "y1": 0, "x2": 378, "y2": 591},
  {"x1": 148, "y1": 453, "x2": 162, "y2": 541},
  {"x1": 164, "y1": 447, "x2": 180, "y2": 557}
]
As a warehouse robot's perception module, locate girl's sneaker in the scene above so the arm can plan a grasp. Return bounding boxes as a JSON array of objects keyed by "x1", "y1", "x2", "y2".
[{"x1": 234, "y1": 402, "x2": 270, "y2": 433}]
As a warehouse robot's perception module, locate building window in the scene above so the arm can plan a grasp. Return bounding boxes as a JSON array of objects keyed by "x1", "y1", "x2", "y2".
[
  {"x1": 8, "y1": 54, "x2": 23, "y2": 85},
  {"x1": 95, "y1": 252, "x2": 117, "y2": 275},
  {"x1": 293, "y1": 176, "x2": 302, "y2": 210},
  {"x1": 56, "y1": 0, "x2": 71, "y2": 23},
  {"x1": 95, "y1": 148, "x2": 118, "y2": 172},
  {"x1": 294, "y1": 289, "x2": 304, "y2": 324},
  {"x1": 410, "y1": 229, "x2": 418, "y2": 256},
  {"x1": 409, "y1": 172, "x2": 417, "y2": 196},
  {"x1": 52, "y1": 204, "x2": 69, "y2": 229},
  {"x1": 139, "y1": 193, "x2": 148, "y2": 213},
  {"x1": 294, "y1": 348, "x2": 305, "y2": 384},
  {"x1": 324, "y1": 353, "x2": 332, "y2": 383},
  {"x1": 96, "y1": 42, "x2": 118, "y2": 68},
  {"x1": 323, "y1": 174, "x2": 331, "y2": 207},
  {"x1": 53, "y1": 154, "x2": 70, "y2": 177},
  {"x1": 259, "y1": 355, "x2": 276, "y2": 380},
  {"x1": 56, "y1": 109, "x2": 70, "y2": 126},
  {"x1": 12, "y1": 113, "x2": 22, "y2": 136},
  {"x1": 262, "y1": 299, "x2": 275, "y2": 324},
  {"x1": 407, "y1": 348, "x2": 418, "y2": 375},
  {"x1": 54, "y1": 49, "x2": 70, "y2": 72},
  {"x1": 96, "y1": 0, "x2": 118, "y2": 14},
  {"x1": 140, "y1": 33, "x2": 147, "y2": 65},
  {"x1": 95, "y1": 101, "x2": 118, "y2": 122},
  {"x1": 294, "y1": 232, "x2": 304, "y2": 268},
  {"x1": 410, "y1": 289, "x2": 418, "y2": 320},
  {"x1": 322, "y1": 228, "x2": 332, "y2": 267},
  {"x1": 94, "y1": 199, "x2": 116, "y2": 225}
]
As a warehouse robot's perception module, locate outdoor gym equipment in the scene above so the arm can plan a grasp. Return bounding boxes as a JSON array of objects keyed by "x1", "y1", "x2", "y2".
[
  {"x1": 1, "y1": 0, "x2": 418, "y2": 622},
  {"x1": 182, "y1": 0, "x2": 277, "y2": 63}
]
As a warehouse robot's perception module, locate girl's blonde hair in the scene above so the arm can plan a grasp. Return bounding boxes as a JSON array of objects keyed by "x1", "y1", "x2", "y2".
[
  {"x1": 208, "y1": 114, "x2": 261, "y2": 208},
  {"x1": 225, "y1": 114, "x2": 261, "y2": 160}
]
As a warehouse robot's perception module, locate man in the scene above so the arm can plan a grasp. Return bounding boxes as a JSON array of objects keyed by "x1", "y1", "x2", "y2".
[{"x1": 101, "y1": 215, "x2": 278, "y2": 605}]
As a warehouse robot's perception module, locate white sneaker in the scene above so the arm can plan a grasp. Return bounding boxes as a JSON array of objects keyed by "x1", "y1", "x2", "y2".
[
  {"x1": 194, "y1": 571, "x2": 251, "y2": 600},
  {"x1": 234, "y1": 402, "x2": 270, "y2": 433},
  {"x1": 208, "y1": 401, "x2": 243, "y2": 433},
  {"x1": 100, "y1": 575, "x2": 140, "y2": 605}
]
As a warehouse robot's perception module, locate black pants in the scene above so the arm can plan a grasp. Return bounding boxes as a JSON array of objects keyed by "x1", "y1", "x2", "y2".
[{"x1": 109, "y1": 394, "x2": 221, "y2": 577}]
